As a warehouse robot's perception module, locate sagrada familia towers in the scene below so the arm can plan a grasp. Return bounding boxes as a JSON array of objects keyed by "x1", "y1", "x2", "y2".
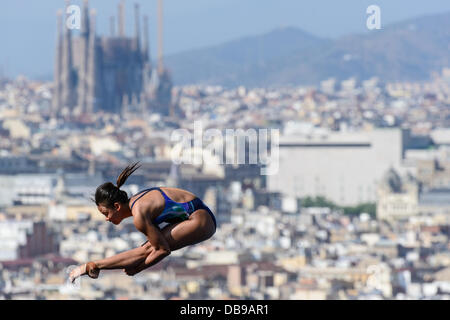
[{"x1": 52, "y1": 0, "x2": 180, "y2": 118}]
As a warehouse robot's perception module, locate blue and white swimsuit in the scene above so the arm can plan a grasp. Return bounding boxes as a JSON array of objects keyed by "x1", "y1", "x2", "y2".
[{"x1": 130, "y1": 187, "x2": 217, "y2": 229}]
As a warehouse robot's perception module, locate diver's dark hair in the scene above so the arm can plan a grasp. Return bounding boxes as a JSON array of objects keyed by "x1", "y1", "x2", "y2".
[{"x1": 94, "y1": 162, "x2": 141, "y2": 208}]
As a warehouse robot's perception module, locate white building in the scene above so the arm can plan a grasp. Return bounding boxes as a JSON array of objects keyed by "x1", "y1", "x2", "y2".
[
  {"x1": 0, "y1": 174, "x2": 55, "y2": 207},
  {"x1": 0, "y1": 220, "x2": 33, "y2": 260},
  {"x1": 0, "y1": 172, "x2": 103, "y2": 207},
  {"x1": 268, "y1": 128, "x2": 410, "y2": 206}
]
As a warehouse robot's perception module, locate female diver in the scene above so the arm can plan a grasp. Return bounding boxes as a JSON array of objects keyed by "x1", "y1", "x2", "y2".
[{"x1": 69, "y1": 162, "x2": 216, "y2": 282}]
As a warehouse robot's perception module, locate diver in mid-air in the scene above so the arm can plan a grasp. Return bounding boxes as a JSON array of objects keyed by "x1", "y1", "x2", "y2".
[{"x1": 69, "y1": 162, "x2": 216, "y2": 282}]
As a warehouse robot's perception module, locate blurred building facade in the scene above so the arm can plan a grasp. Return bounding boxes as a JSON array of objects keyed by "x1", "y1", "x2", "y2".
[
  {"x1": 376, "y1": 168, "x2": 419, "y2": 220},
  {"x1": 52, "y1": 0, "x2": 176, "y2": 117},
  {"x1": 268, "y1": 128, "x2": 411, "y2": 206}
]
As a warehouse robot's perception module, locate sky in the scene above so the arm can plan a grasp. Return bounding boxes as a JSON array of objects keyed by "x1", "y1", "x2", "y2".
[{"x1": 0, "y1": 0, "x2": 449, "y2": 79}]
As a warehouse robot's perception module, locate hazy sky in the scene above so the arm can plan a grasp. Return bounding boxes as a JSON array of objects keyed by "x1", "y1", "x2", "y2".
[{"x1": 0, "y1": 0, "x2": 449, "y2": 78}]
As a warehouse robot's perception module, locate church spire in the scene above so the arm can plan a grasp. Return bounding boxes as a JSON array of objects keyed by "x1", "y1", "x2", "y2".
[
  {"x1": 118, "y1": 0, "x2": 125, "y2": 37},
  {"x1": 142, "y1": 15, "x2": 151, "y2": 64},
  {"x1": 157, "y1": 0, "x2": 164, "y2": 74},
  {"x1": 77, "y1": 0, "x2": 91, "y2": 115},
  {"x1": 61, "y1": 0, "x2": 76, "y2": 110},
  {"x1": 81, "y1": 0, "x2": 90, "y2": 38},
  {"x1": 86, "y1": 9, "x2": 97, "y2": 114},
  {"x1": 134, "y1": 3, "x2": 141, "y2": 51},
  {"x1": 52, "y1": 9, "x2": 63, "y2": 117}
]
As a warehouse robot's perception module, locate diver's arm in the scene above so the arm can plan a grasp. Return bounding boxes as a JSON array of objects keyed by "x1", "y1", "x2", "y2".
[
  {"x1": 93, "y1": 245, "x2": 152, "y2": 270},
  {"x1": 94, "y1": 205, "x2": 170, "y2": 271},
  {"x1": 69, "y1": 261, "x2": 100, "y2": 283},
  {"x1": 69, "y1": 240, "x2": 158, "y2": 282},
  {"x1": 131, "y1": 211, "x2": 171, "y2": 269},
  {"x1": 122, "y1": 208, "x2": 172, "y2": 276}
]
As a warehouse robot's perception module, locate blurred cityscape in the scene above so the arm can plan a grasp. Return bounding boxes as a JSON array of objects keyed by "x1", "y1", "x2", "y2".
[{"x1": 0, "y1": 1, "x2": 450, "y2": 300}]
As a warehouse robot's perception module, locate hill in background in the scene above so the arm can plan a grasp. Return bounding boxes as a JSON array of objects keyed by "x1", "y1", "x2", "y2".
[{"x1": 165, "y1": 12, "x2": 450, "y2": 87}]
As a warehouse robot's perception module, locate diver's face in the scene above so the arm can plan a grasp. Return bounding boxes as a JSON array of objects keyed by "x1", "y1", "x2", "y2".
[{"x1": 98, "y1": 204, "x2": 121, "y2": 225}]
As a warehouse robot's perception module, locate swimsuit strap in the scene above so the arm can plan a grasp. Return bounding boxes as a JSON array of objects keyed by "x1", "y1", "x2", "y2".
[
  {"x1": 155, "y1": 187, "x2": 174, "y2": 203},
  {"x1": 130, "y1": 187, "x2": 160, "y2": 210},
  {"x1": 130, "y1": 187, "x2": 183, "y2": 211}
]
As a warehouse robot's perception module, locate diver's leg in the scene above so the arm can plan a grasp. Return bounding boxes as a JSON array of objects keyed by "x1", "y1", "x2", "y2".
[
  {"x1": 159, "y1": 209, "x2": 216, "y2": 251},
  {"x1": 126, "y1": 211, "x2": 215, "y2": 274}
]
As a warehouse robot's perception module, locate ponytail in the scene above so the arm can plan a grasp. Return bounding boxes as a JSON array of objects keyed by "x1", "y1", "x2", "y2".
[
  {"x1": 94, "y1": 162, "x2": 141, "y2": 208},
  {"x1": 116, "y1": 162, "x2": 141, "y2": 188}
]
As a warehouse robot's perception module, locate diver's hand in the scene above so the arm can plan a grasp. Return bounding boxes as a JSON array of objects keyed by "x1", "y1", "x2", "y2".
[
  {"x1": 69, "y1": 262, "x2": 100, "y2": 283},
  {"x1": 86, "y1": 261, "x2": 100, "y2": 279}
]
